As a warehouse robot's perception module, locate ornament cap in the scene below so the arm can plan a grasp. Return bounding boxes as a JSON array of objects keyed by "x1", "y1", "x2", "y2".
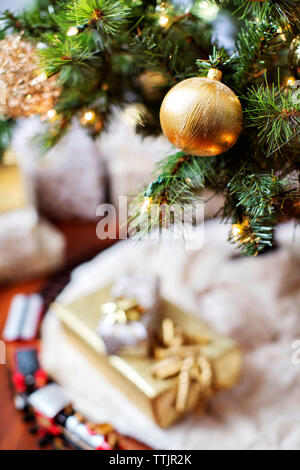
[{"x1": 207, "y1": 68, "x2": 222, "y2": 81}]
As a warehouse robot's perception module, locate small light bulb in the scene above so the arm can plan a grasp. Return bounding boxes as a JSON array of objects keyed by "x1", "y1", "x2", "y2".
[
  {"x1": 231, "y1": 224, "x2": 242, "y2": 242},
  {"x1": 196, "y1": 0, "x2": 219, "y2": 20},
  {"x1": 277, "y1": 26, "x2": 286, "y2": 41},
  {"x1": 285, "y1": 76, "x2": 296, "y2": 87},
  {"x1": 25, "y1": 94, "x2": 32, "y2": 101},
  {"x1": 84, "y1": 111, "x2": 96, "y2": 122},
  {"x1": 159, "y1": 14, "x2": 170, "y2": 27},
  {"x1": 67, "y1": 26, "x2": 79, "y2": 37},
  {"x1": 141, "y1": 197, "x2": 153, "y2": 213},
  {"x1": 47, "y1": 109, "x2": 57, "y2": 120},
  {"x1": 81, "y1": 110, "x2": 96, "y2": 125}
]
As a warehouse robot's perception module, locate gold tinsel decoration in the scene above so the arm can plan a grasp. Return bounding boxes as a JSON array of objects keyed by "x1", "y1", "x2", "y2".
[
  {"x1": 159, "y1": 68, "x2": 243, "y2": 157},
  {"x1": 0, "y1": 35, "x2": 61, "y2": 119}
]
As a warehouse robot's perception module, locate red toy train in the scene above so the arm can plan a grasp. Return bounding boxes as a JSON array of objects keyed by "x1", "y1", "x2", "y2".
[
  {"x1": 9, "y1": 347, "x2": 48, "y2": 411},
  {"x1": 28, "y1": 383, "x2": 114, "y2": 450},
  {"x1": 9, "y1": 346, "x2": 117, "y2": 450}
]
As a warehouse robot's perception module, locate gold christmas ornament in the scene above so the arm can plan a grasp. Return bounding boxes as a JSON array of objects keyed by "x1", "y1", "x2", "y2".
[
  {"x1": 159, "y1": 68, "x2": 243, "y2": 157},
  {"x1": 0, "y1": 35, "x2": 61, "y2": 119},
  {"x1": 138, "y1": 70, "x2": 167, "y2": 100},
  {"x1": 288, "y1": 35, "x2": 300, "y2": 79}
]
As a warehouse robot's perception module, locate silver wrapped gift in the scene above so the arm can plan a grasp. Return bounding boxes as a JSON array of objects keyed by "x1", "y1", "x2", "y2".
[{"x1": 97, "y1": 273, "x2": 160, "y2": 356}]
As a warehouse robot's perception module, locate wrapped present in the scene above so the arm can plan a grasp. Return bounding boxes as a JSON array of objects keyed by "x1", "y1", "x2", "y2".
[
  {"x1": 97, "y1": 273, "x2": 160, "y2": 356},
  {"x1": 52, "y1": 285, "x2": 242, "y2": 428}
]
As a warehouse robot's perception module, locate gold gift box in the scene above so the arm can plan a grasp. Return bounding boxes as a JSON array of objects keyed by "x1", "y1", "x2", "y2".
[
  {"x1": 0, "y1": 163, "x2": 28, "y2": 213},
  {"x1": 51, "y1": 286, "x2": 242, "y2": 428}
]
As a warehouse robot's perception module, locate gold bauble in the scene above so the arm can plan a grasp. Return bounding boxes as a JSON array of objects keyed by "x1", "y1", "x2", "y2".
[
  {"x1": 159, "y1": 69, "x2": 243, "y2": 157},
  {"x1": 288, "y1": 35, "x2": 300, "y2": 80},
  {"x1": 139, "y1": 70, "x2": 167, "y2": 100},
  {"x1": 0, "y1": 35, "x2": 60, "y2": 119}
]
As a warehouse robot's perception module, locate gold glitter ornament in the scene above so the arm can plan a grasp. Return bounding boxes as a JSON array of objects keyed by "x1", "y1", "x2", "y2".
[
  {"x1": 0, "y1": 35, "x2": 60, "y2": 119},
  {"x1": 159, "y1": 68, "x2": 243, "y2": 157}
]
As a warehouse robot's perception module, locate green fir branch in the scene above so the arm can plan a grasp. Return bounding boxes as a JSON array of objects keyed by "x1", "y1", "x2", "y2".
[
  {"x1": 195, "y1": 46, "x2": 237, "y2": 76},
  {"x1": 234, "y1": 19, "x2": 281, "y2": 89},
  {"x1": 214, "y1": 0, "x2": 300, "y2": 28},
  {"x1": 129, "y1": 151, "x2": 219, "y2": 237},
  {"x1": 37, "y1": 33, "x2": 100, "y2": 78},
  {"x1": 65, "y1": 0, "x2": 129, "y2": 38},
  {"x1": 0, "y1": 0, "x2": 60, "y2": 38},
  {"x1": 246, "y1": 81, "x2": 300, "y2": 156},
  {"x1": 228, "y1": 173, "x2": 290, "y2": 219},
  {"x1": 229, "y1": 212, "x2": 277, "y2": 257}
]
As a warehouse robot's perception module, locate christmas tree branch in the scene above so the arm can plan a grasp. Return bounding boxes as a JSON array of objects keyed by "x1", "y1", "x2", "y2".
[
  {"x1": 227, "y1": 173, "x2": 291, "y2": 219},
  {"x1": 130, "y1": 15, "x2": 212, "y2": 82},
  {"x1": 214, "y1": 0, "x2": 300, "y2": 29},
  {"x1": 64, "y1": 0, "x2": 129, "y2": 42},
  {"x1": 246, "y1": 81, "x2": 300, "y2": 156},
  {"x1": 228, "y1": 212, "x2": 277, "y2": 257},
  {"x1": 233, "y1": 19, "x2": 282, "y2": 90},
  {"x1": 225, "y1": 172, "x2": 297, "y2": 256},
  {"x1": 38, "y1": 34, "x2": 101, "y2": 78},
  {"x1": 0, "y1": 0, "x2": 60, "y2": 38},
  {"x1": 129, "y1": 151, "x2": 220, "y2": 237}
]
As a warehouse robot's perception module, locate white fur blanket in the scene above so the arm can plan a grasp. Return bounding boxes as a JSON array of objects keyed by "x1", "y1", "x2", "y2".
[{"x1": 41, "y1": 220, "x2": 300, "y2": 450}]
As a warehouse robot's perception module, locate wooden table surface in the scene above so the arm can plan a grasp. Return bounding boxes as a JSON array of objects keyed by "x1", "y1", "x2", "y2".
[{"x1": 0, "y1": 221, "x2": 148, "y2": 450}]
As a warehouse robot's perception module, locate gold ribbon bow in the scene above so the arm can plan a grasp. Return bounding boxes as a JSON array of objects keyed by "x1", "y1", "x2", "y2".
[
  {"x1": 151, "y1": 318, "x2": 213, "y2": 413},
  {"x1": 100, "y1": 298, "x2": 145, "y2": 323}
]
